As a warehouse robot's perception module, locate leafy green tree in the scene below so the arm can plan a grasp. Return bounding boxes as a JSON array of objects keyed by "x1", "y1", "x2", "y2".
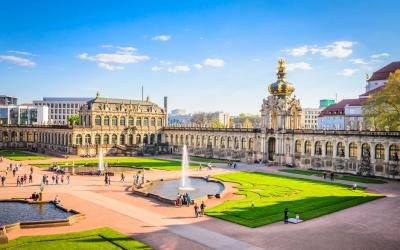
[
  {"x1": 68, "y1": 115, "x2": 80, "y2": 126},
  {"x1": 211, "y1": 118, "x2": 225, "y2": 128},
  {"x1": 363, "y1": 69, "x2": 400, "y2": 131}
]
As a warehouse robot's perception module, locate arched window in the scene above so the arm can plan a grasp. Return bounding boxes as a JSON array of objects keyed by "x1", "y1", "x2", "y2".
[
  {"x1": 389, "y1": 144, "x2": 399, "y2": 161},
  {"x1": 95, "y1": 134, "x2": 101, "y2": 145},
  {"x1": 326, "y1": 142, "x2": 333, "y2": 156},
  {"x1": 128, "y1": 134, "x2": 133, "y2": 145},
  {"x1": 112, "y1": 116, "x2": 118, "y2": 126},
  {"x1": 128, "y1": 116, "x2": 134, "y2": 126},
  {"x1": 85, "y1": 134, "x2": 91, "y2": 145},
  {"x1": 136, "y1": 134, "x2": 142, "y2": 144},
  {"x1": 249, "y1": 138, "x2": 254, "y2": 151},
  {"x1": 95, "y1": 115, "x2": 101, "y2": 126},
  {"x1": 120, "y1": 117, "x2": 126, "y2": 126},
  {"x1": 241, "y1": 138, "x2": 246, "y2": 149},
  {"x1": 234, "y1": 137, "x2": 239, "y2": 149},
  {"x1": 375, "y1": 144, "x2": 385, "y2": 160},
  {"x1": 337, "y1": 142, "x2": 345, "y2": 157},
  {"x1": 349, "y1": 142, "x2": 357, "y2": 158},
  {"x1": 151, "y1": 117, "x2": 156, "y2": 126},
  {"x1": 315, "y1": 141, "x2": 322, "y2": 155},
  {"x1": 103, "y1": 134, "x2": 109, "y2": 145},
  {"x1": 119, "y1": 134, "x2": 125, "y2": 145},
  {"x1": 304, "y1": 141, "x2": 311, "y2": 154},
  {"x1": 220, "y1": 137, "x2": 225, "y2": 148},
  {"x1": 76, "y1": 134, "x2": 82, "y2": 145},
  {"x1": 295, "y1": 140, "x2": 301, "y2": 153},
  {"x1": 362, "y1": 143, "x2": 370, "y2": 157},
  {"x1": 136, "y1": 117, "x2": 142, "y2": 126},
  {"x1": 144, "y1": 117, "x2": 149, "y2": 126},
  {"x1": 227, "y1": 137, "x2": 232, "y2": 148},
  {"x1": 104, "y1": 116, "x2": 110, "y2": 126},
  {"x1": 144, "y1": 134, "x2": 149, "y2": 144},
  {"x1": 157, "y1": 118, "x2": 162, "y2": 126},
  {"x1": 111, "y1": 134, "x2": 117, "y2": 144}
]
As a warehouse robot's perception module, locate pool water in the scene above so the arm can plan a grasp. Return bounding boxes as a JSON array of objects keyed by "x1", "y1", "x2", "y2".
[
  {"x1": 146, "y1": 178, "x2": 224, "y2": 200},
  {"x1": 0, "y1": 202, "x2": 76, "y2": 226}
]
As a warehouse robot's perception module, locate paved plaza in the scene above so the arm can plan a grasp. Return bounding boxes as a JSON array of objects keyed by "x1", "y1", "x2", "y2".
[{"x1": 0, "y1": 155, "x2": 399, "y2": 250}]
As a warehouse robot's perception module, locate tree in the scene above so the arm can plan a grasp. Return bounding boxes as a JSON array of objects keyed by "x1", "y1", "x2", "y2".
[
  {"x1": 363, "y1": 69, "x2": 400, "y2": 131},
  {"x1": 68, "y1": 115, "x2": 80, "y2": 126},
  {"x1": 211, "y1": 118, "x2": 225, "y2": 128},
  {"x1": 242, "y1": 118, "x2": 253, "y2": 128}
]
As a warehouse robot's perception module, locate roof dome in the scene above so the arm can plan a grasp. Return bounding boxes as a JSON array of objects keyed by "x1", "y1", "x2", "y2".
[{"x1": 268, "y1": 59, "x2": 295, "y2": 97}]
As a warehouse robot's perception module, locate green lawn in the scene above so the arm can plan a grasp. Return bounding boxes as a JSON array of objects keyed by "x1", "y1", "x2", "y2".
[
  {"x1": 206, "y1": 172, "x2": 383, "y2": 228},
  {"x1": 0, "y1": 150, "x2": 49, "y2": 161},
  {"x1": 33, "y1": 157, "x2": 197, "y2": 171},
  {"x1": 173, "y1": 155, "x2": 228, "y2": 163},
  {"x1": 279, "y1": 169, "x2": 387, "y2": 184},
  {"x1": 0, "y1": 227, "x2": 151, "y2": 250}
]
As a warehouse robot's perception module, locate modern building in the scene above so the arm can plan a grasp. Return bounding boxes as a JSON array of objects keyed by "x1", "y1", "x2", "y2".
[
  {"x1": 0, "y1": 95, "x2": 18, "y2": 105},
  {"x1": 33, "y1": 97, "x2": 92, "y2": 125},
  {"x1": 168, "y1": 109, "x2": 193, "y2": 125},
  {"x1": 319, "y1": 99, "x2": 335, "y2": 108},
  {"x1": 301, "y1": 108, "x2": 323, "y2": 129},
  {"x1": 0, "y1": 104, "x2": 48, "y2": 125}
]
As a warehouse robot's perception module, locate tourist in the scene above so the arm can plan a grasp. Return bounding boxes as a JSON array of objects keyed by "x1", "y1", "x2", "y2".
[
  {"x1": 194, "y1": 203, "x2": 199, "y2": 218},
  {"x1": 352, "y1": 183, "x2": 357, "y2": 190},
  {"x1": 199, "y1": 163, "x2": 202, "y2": 171},
  {"x1": 284, "y1": 208, "x2": 289, "y2": 224},
  {"x1": 207, "y1": 162, "x2": 212, "y2": 170},
  {"x1": 67, "y1": 175, "x2": 70, "y2": 184},
  {"x1": 1, "y1": 175, "x2": 5, "y2": 186},
  {"x1": 233, "y1": 163, "x2": 237, "y2": 169},
  {"x1": 23, "y1": 174, "x2": 27, "y2": 184},
  {"x1": 200, "y1": 201, "x2": 206, "y2": 216},
  {"x1": 29, "y1": 174, "x2": 33, "y2": 183},
  {"x1": 42, "y1": 175, "x2": 46, "y2": 184},
  {"x1": 186, "y1": 194, "x2": 191, "y2": 206},
  {"x1": 108, "y1": 175, "x2": 111, "y2": 185},
  {"x1": 52, "y1": 175, "x2": 55, "y2": 184},
  {"x1": 175, "y1": 193, "x2": 180, "y2": 207},
  {"x1": 46, "y1": 175, "x2": 49, "y2": 185},
  {"x1": 53, "y1": 195, "x2": 60, "y2": 204},
  {"x1": 16, "y1": 176, "x2": 20, "y2": 186},
  {"x1": 330, "y1": 172, "x2": 335, "y2": 181},
  {"x1": 30, "y1": 166, "x2": 33, "y2": 174},
  {"x1": 120, "y1": 172, "x2": 125, "y2": 182},
  {"x1": 251, "y1": 200, "x2": 254, "y2": 209},
  {"x1": 12, "y1": 168, "x2": 16, "y2": 177},
  {"x1": 55, "y1": 175, "x2": 59, "y2": 185},
  {"x1": 61, "y1": 175, "x2": 64, "y2": 184}
]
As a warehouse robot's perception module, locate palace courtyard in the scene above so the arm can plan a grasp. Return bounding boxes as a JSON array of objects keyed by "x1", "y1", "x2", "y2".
[{"x1": 0, "y1": 151, "x2": 399, "y2": 250}]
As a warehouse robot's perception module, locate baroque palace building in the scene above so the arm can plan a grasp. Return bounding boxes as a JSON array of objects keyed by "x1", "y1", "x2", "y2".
[{"x1": 0, "y1": 59, "x2": 399, "y2": 177}]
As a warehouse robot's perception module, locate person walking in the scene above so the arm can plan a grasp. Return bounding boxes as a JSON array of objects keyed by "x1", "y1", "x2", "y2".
[
  {"x1": 67, "y1": 175, "x2": 70, "y2": 184},
  {"x1": 194, "y1": 203, "x2": 199, "y2": 218},
  {"x1": 200, "y1": 201, "x2": 206, "y2": 216},
  {"x1": 29, "y1": 174, "x2": 33, "y2": 183},
  {"x1": 284, "y1": 208, "x2": 289, "y2": 224},
  {"x1": 330, "y1": 172, "x2": 334, "y2": 181},
  {"x1": 61, "y1": 175, "x2": 64, "y2": 184},
  {"x1": 120, "y1": 173, "x2": 125, "y2": 182}
]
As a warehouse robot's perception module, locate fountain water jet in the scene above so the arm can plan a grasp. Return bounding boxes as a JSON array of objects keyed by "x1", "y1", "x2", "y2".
[
  {"x1": 179, "y1": 145, "x2": 195, "y2": 191},
  {"x1": 98, "y1": 148, "x2": 104, "y2": 173}
]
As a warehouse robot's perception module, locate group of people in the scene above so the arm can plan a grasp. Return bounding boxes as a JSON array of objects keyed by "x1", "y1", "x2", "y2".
[
  {"x1": 175, "y1": 193, "x2": 192, "y2": 206},
  {"x1": 198, "y1": 162, "x2": 214, "y2": 171},
  {"x1": 104, "y1": 173, "x2": 112, "y2": 185},
  {"x1": 323, "y1": 172, "x2": 335, "y2": 181},
  {"x1": 41, "y1": 174, "x2": 70, "y2": 185},
  {"x1": 227, "y1": 160, "x2": 237, "y2": 169},
  {"x1": 16, "y1": 174, "x2": 32, "y2": 186},
  {"x1": 193, "y1": 201, "x2": 206, "y2": 218},
  {"x1": 133, "y1": 171, "x2": 145, "y2": 187},
  {"x1": 31, "y1": 192, "x2": 40, "y2": 201}
]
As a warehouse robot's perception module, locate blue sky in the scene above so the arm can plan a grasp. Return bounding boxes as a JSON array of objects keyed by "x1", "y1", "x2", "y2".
[{"x1": 0, "y1": 0, "x2": 399, "y2": 114}]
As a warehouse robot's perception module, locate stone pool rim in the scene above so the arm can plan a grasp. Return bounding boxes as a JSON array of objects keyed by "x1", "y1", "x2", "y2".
[
  {"x1": 0, "y1": 199, "x2": 85, "y2": 244},
  {"x1": 132, "y1": 176, "x2": 226, "y2": 205}
]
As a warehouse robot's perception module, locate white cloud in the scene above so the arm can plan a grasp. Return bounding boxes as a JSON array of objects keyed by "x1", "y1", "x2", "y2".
[
  {"x1": 79, "y1": 46, "x2": 149, "y2": 71},
  {"x1": 286, "y1": 62, "x2": 312, "y2": 71},
  {"x1": 152, "y1": 35, "x2": 171, "y2": 41},
  {"x1": 203, "y1": 58, "x2": 224, "y2": 67},
  {"x1": 151, "y1": 66, "x2": 163, "y2": 72},
  {"x1": 167, "y1": 65, "x2": 190, "y2": 73},
  {"x1": 7, "y1": 50, "x2": 33, "y2": 56},
  {"x1": 0, "y1": 55, "x2": 36, "y2": 67},
  {"x1": 193, "y1": 64, "x2": 203, "y2": 69},
  {"x1": 285, "y1": 45, "x2": 309, "y2": 56},
  {"x1": 98, "y1": 62, "x2": 124, "y2": 71},
  {"x1": 371, "y1": 53, "x2": 390, "y2": 59},
  {"x1": 350, "y1": 58, "x2": 367, "y2": 65},
  {"x1": 100, "y1": 44, "x2": 113, "y2": 48},
  {"x1": 285, "y1": 41, "x2": 354, "y2": 58},
  {"x1": 337, "y1": 68, "x2": 357, "y2": 76}
]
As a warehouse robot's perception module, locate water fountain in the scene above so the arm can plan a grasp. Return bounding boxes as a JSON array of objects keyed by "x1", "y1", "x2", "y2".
[
  {"x1": 98, "y1": 148, "x2": 104, "y2": 173},
  {"x1": 179, "y1": 145, "x2": 194, "y2": 190}
]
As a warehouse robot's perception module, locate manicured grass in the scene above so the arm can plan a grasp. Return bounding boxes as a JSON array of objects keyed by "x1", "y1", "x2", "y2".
[
  {"x1": 0, "y1": 150, "x2": 49, "y2": 161},
  {"x1": 0, "y1": 227, "x2": 151, "y2": 250},
  {"x1": 173, "y1": 155, "x2": 228, "y2": 163},
  {"x1": 279, "y1": 169, "x2": 387, "y2": 184},
  {"x1": 206, "y1": 172, "x2": 383, "y2": 228},
  {"x1": 33, "y1": 157, "x2": 198, "y2": 171}
]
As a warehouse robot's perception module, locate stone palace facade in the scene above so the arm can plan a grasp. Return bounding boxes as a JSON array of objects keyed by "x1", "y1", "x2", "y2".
[{"x1": 0, "y1": 60, "x2": 399, "y2": 177}]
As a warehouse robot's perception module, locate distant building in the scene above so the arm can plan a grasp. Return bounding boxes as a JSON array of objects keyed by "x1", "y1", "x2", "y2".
[
  {"x1": 0, "y1": 104, "x2": 48, "y2": 125},
  {"x1": 301, "y1": 108, "x2": 323, "y2": 129},
  {"x1": 319, "y1": 99, "x2": 335, "y2": 108},
  {"x1": 33, "y1": 97, "x2": 92, "y2": 125},
  {"x1": 210, "y1": 112, "x2": 230, "y2": 127},
  {"x1": 0, "y1": 95, "x2": 18, "y2": 105},
  {"x1": 365, "y1": 61, "x2": 400, "y2": 92},
  {"x1": 168, "y1": 109, "x2": 192, "y2": 125}
]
